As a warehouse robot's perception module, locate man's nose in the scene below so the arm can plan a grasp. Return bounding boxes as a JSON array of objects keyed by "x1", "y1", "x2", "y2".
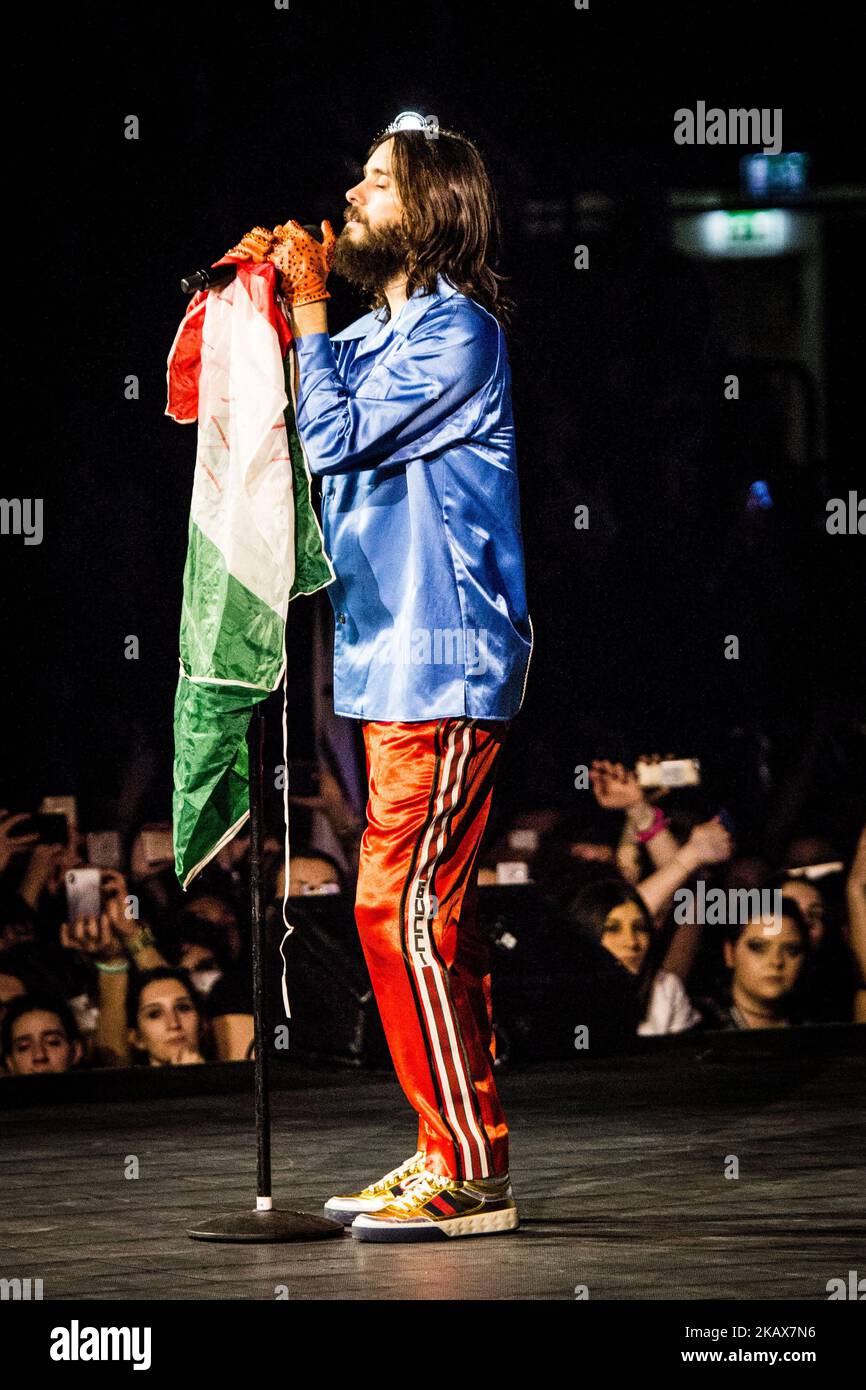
[{"x1": 346, "y1": 184, "x2": 364, "y2": 207}]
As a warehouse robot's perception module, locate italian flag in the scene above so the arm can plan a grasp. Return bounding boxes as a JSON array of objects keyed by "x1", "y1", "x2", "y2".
[{"x1": 166, "y1": 260, "x2": 333, "y2": 889}]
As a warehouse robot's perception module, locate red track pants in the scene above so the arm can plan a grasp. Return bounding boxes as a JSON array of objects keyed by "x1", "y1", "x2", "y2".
[{"x1": 355, "y1": 716, "x2": 510, "y2": 1180}]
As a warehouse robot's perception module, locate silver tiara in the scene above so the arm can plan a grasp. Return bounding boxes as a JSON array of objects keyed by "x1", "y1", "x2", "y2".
[{"x1": 384, "y1": 110, "x2": 439, "y2": 138}]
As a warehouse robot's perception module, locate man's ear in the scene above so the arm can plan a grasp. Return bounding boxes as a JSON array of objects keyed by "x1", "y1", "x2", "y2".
[
  {"x1": 722, "y1": 941, "x2": 734, "y2": 969},
  {"x1": 71, "y1": 1040, "x2": 83, "y2": 1066}
]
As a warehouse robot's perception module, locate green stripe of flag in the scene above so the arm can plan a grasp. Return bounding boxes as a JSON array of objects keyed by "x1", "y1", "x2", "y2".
[{"x1": 179, "y1": 519, "x2": 285, "y2": 689}]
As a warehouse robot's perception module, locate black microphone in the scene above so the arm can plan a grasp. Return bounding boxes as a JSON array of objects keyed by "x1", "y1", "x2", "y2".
[{"x1": 180, "y1": 224, "x2": 325, "y2": 295}]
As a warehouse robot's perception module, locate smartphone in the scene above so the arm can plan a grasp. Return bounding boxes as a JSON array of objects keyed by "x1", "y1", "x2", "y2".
[
  {"x1": 141, "y1": 827, "x2": 174, "y2": 866},
  {"x1": 86, "y1": 831, "x2": 123, "y2": 870},
  {"x1": 495, "y1": 861, "x2": 530, "y2": 885},
  {"x1": 508, "y1": 828, "x2": 540, "y2": 853},
  {"x1": 786, "y1": 861, "x2": 845, "y2": 882},
  {"x1": 288, "y1": 760, "x2": 321, "y2": 798},
  {"x1": 39, "y1": 795, "x2": 78, "y2": 827},
  {"x1": 7, "y1": 812, "x2": 66, "y2": 844},
  {"x1": 636, "y1": 758, "x2": 701, "y2": 789},
  {"x1": 65, "y1": 867, "x2": 102, "y2": 922},
  {"x1": 36, "y1": 812, "x2": 70, "y2": 845}
]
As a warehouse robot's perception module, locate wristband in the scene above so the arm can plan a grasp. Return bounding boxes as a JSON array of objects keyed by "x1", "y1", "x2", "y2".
[
  {"x1": 96, "y1": 959, "x2": 130, "y2": 974},
  {"x1": 635, "y1": 806, "x2": 670, "y2": 843}
]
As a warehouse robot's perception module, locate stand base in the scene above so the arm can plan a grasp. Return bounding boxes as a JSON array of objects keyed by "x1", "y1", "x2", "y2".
[{"x1": 188, "y1": 1208, "x2": 345, "y2": 1243}]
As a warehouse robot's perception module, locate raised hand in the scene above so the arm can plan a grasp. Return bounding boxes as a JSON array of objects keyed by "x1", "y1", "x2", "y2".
[
  {"x1": 268, "y1": 220, "x2": 338, "y2": 307},
  {"x1": 0, "y1": 811, "x2": 39, "y2": 875},
  {"x1": 167, "y1": 1043, "x2": 205, "y2": 1066},
  {"x1": 685, "y1": 815, "x2": 733, "y2": 868},
  {"x1": 60, "y1": 909, "x2": 125, "y2": 964},
  {"x1": 589, "y1": 759, "x2": 644, "y2": 811},
  {"x1": 98, "y1": 869, "x2": 144, "y2": 946},
  {"x1": 18, "y1": 841, "x2": 68, "y2": 910},
  {"x1": 224, "y1": 225, "x2": 278, "y2": 264}
]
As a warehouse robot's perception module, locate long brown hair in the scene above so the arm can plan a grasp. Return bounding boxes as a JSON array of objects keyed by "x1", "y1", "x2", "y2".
[{"x1": 366, "y1": 127, "x2": 515, "y2": 332}]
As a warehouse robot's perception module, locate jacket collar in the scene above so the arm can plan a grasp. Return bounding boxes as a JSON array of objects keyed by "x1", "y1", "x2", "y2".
[{"x1": 332, "y1": 274, "x2": 460, "y2": 354}]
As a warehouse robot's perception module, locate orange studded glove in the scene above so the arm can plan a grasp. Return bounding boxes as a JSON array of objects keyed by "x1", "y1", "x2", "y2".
[
  {"x1": 268, "y1": 219, "x2": 338, "y2": 307},
  {"x1": 224, "y1": 225, "x2": 278, "y2": 263}
]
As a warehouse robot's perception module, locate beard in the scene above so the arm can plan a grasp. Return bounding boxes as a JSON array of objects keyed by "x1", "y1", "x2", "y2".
[{"x1": 331, "y1": 211, "x2": 409, "y2": 296}]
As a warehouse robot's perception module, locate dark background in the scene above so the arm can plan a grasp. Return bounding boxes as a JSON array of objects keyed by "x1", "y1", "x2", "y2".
[{"x1": 6, "y1": 0, "x2": 865, "y2": 855}]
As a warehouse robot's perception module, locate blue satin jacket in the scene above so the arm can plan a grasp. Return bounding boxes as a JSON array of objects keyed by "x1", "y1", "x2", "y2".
[{"x1": 294, "y1": 273, "x2": 533, "y2": 721}]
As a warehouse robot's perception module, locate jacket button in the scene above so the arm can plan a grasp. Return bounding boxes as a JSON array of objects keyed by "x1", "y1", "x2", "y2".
[{"x1": 337, "y1": 612, "x2": 346, "y2": 624}]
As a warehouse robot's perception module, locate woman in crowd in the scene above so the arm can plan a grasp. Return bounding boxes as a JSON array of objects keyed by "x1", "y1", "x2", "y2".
[
  {"x1": 126, "y1": 968, "x2": 209, "y2": 1067},
  {"x1": 585, "y1": 756, "x2": 733, "y2": 986},
  {"x1": 177, "y1": 920, "x2": 233, "y2": 1000},
  {"x1": 769, "y1": 871, "x2": 855, "y2": 1022},
  {"x1": 42, "y1": 863, "x2": 254, "y2": 1064},
  {"x1": 697, "y1": 897, "x2": 811, "y2": 1030},
  {"x1": 54, "y1": 869, "x2": 215, "y2": 1066},
  {"x1": 567, "y1": 879, "x2": 702, "y2": 1036},
  {"x1": 771, "y1": 828, "x2": 866, "y2": 1022}
]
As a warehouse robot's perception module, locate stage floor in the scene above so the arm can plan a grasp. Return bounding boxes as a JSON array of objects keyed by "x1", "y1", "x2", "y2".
[{"x1": 2, "y1": 1031, "x2": 864, "y2": 1301}]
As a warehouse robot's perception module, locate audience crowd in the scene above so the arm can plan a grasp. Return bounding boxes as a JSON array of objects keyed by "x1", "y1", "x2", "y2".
[{"x1": 1, "y1": 752, "x2": 864, "y2": 1079}]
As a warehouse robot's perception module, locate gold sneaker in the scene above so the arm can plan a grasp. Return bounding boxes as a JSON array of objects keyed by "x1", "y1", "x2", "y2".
[
  {"x1": 323, "y1": 1151, "x2": 428, "y2": 1226},
  {"x1": 351, "y1": 1170, "x2": 519, "y2": 1242}
]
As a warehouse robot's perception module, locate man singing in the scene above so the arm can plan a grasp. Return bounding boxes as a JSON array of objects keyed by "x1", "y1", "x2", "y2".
[{"x1": 235, "y1": 122, "x2": 532, "y2": 1241}]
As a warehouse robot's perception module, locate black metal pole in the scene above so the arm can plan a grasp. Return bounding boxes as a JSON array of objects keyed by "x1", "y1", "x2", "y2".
[
  {"x1": 248, "y1": 702, "x2": 272, "y2": 1208},
  {"x1": 187, "y1": 695, "x2": 342, "y2": 1241}
]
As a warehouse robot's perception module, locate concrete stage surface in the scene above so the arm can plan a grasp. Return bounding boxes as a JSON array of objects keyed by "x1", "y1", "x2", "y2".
[{"x1": 2, "y1": 1026, "x2": 863, "y2": 1301}]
